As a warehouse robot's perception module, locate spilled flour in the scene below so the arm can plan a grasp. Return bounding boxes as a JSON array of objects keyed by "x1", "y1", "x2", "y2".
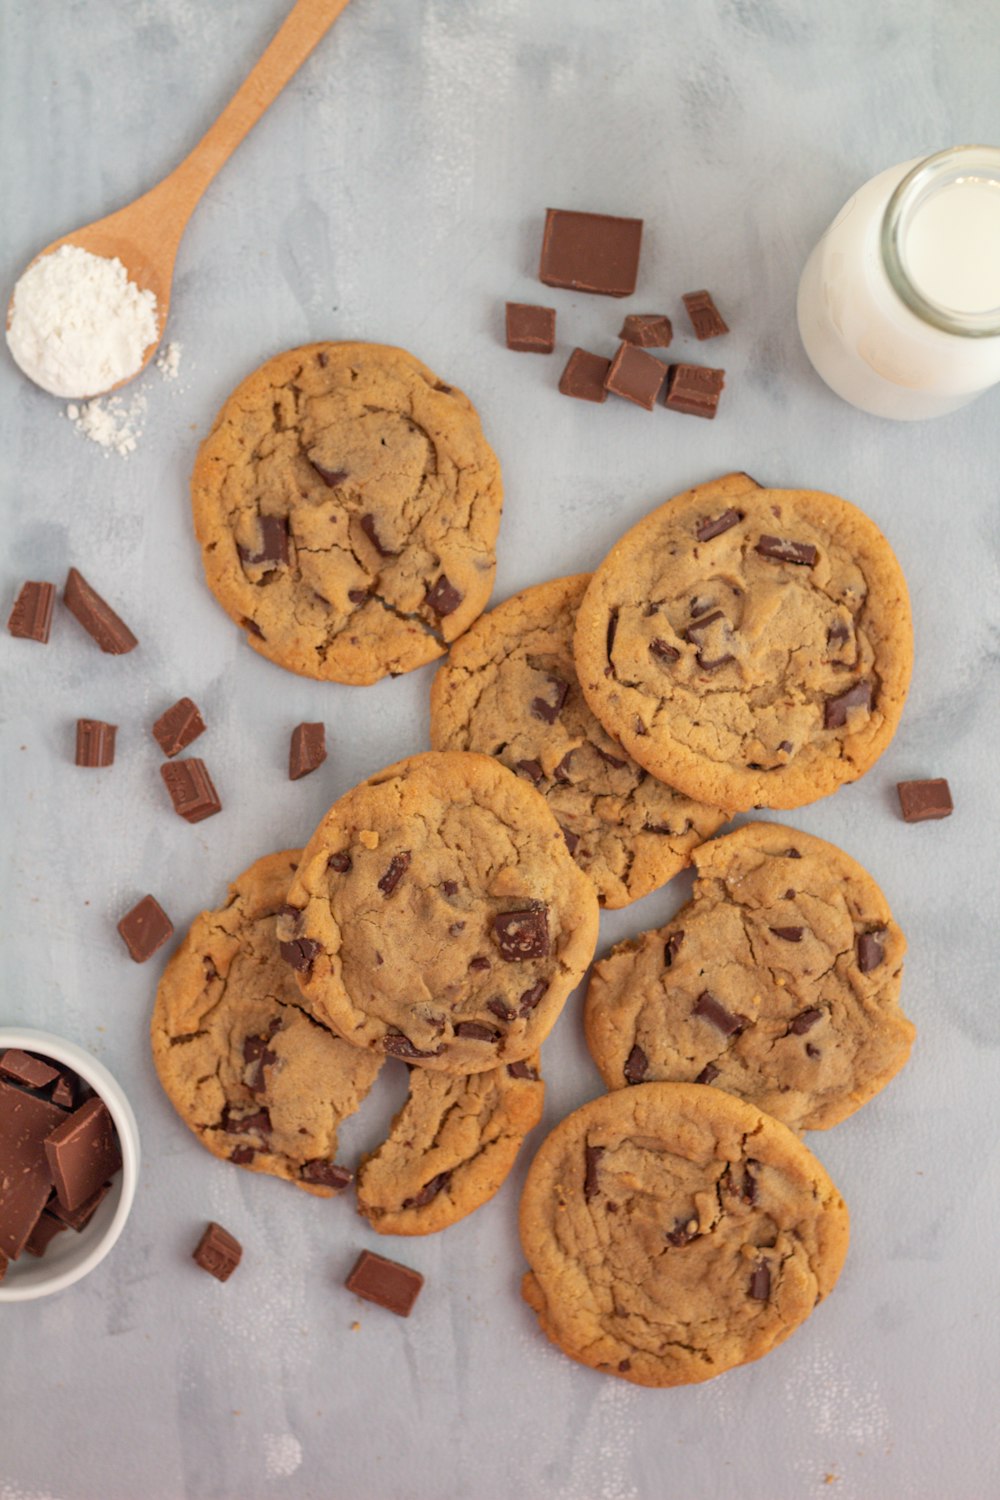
[
  {"x1": 64, "y1": 342, "x2": 183, "y2": 456},
  {"x1": 263, "y1": 1434, "x2": 303, "y2": 1479}
]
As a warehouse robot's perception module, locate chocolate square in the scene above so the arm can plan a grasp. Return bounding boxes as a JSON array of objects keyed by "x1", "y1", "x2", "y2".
[
  {"x1": 505, "y1": 303, "x2": 556, "y2": 354},
  {"x1": 153, "y1": 697, "x2": 206, "y2": 758},
  {"x1": 8, "y1": 581, "x2": 55, "y2": 643},
  {"x1": 75, "y1": 719, "x2": 117, "y2": 767},
  {"x1": 664, "y1": 364, "x2": 726, "y2": 419},
  {"x1": 605, "y1": 343, "x2": 668, "y2": 410},
  {"x1": 558, "y1": 348, "x2": 611, "y2": 403},
  {"x1": 345, "y1": 1249, "x2": 423, "y2": 1317},
  {"x1": 118, "y1": 894, "x2": 174, "y2": 963},
  {"x1": 619, "y1": 313, "x2": 673, "y2": 349},
  {"x1": 682, "y1": 289, "x2": 729, "y2": 339},
  {"x1": 897, "y1": 778, "x2": 953, "y2": 822},
  {"x1": 539, "y1": 209, "x2": 643, "y2": 297},
  {"x1": 193, "y1": 1221, "x2": 242, "y2": 1282}
]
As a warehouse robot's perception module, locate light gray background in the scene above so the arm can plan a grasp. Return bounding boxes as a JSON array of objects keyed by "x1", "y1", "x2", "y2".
[{"x1": 2, "y1": 1, "x2": 998, "y2": 1496}]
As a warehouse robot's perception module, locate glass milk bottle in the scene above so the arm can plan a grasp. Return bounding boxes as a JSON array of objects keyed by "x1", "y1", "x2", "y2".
[{"x1": 797, "y1": 145, "x2": 1000, "y2": 419}]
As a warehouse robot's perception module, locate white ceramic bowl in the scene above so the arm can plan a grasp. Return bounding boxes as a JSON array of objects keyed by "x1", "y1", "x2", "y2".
[{"x1": 0, "y1": 1027, "x2": 140, "y2": 1302}]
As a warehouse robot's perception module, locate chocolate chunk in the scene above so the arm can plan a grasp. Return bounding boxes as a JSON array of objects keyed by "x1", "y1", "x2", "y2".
[
  {"x1": 558, "y1": 347, "x2": 611, "y2": 403},
  {"x1": 441, "y1": 879, "x2": 459, "y2": 897},
  {"x1": 755, "y1": 535, "x2": 819, "y2": 567},
  {"x1": 63, "y1": 568, "x2": 138, "y2": 654},
  {"x1": 279, "y1": 937, "x2": 319, "y2": 972},
  {"x1": 606, "y1": 609, "x2": 619, "y2": 668},
  {"x1": 468, "y1": 957, "x2": 491, "y2": 973},
  {"x1": 301, "y1": 1160, "x2": 353, "y2": 1192},
  {"x1": 806, "y1": 1043, "x2": 821, "y2": 1059},
  {"x1": 531, "y1": 675, "x2": 569, "y2": 724},
  {"x1": 310, "y1": 462, "x2": 349, "y2": 488},
  {"x1": 553, "y1": 751, "x2": 575, "y2": 783},
  {"x1": 694, "y1": 1062, "x2": 720, "y2": 1085},
  {"x1": 117, "y1": 894, "x2": 173, "y2": 963},
  {"x1": 507, "y1": 1060, "x2": 539, "y2": 1080},
  {"x1": 827, "y1": 619, "x2": 851, "y2": 647},
  {"x1": 242, "y1": 617, "x2": 264, "y2": 638},
  {"x1": 516, "y1": 759, "x2": 544, "y2": 785},
  {"x1": 857, "y1": 932, "x2": 885, "y2": 973},
  {"x1": 518, "y1": 980, "x2": 548, "y2": 1016},
  {"x1": 897, "y1": 778, "x2": 953, "y2": 823},
  {"x1": 824, "y1": 681, "x2": 872, "y2": 729},
  {"x1": 682, "y1": 289, "x2": 729, "y2": 340},
  {"x1": 623, "y1": 1044, "x2": 648, "y2": 1085},
  {"x1": 402, "y1": 1170, "x2": 452, "y2": 1209},
  {"x1": 345, "y1": 1249, "x2": 423, "y2": 1317},
  {"x1": 619, "y1": 313, "x2": 673, "y2": 348},
  {"x1": 664, "y1": 932, "x2": 684, "y2": 967},
  {"x1": 327, "y1": 851, "x2": 352, "y2": 873},
  {"x1": 223, "y1": 1106, "x2": 271, "y2": 1136},
  {"x1": 152, "y1": 697, "x2": 206, "y2": 758},
  {"x1": 44, "y1": 1097, "x2": 121, "y2": 1213},
  {"x1": 560, "y1": 825, "x2": 580, "y2": 855},
  {"x1": 604, "y1": 342, "x2": 668, "y2": 410},
  {"x1": 289, "y1": 722, "x2": 327, "y2": 781},
  {"x1": 238, "y1": 514, "x2": 288, "y2": 568},
  {"x1": 595, "y1": 745, "x2": 627, "y2": 770},
  {"x1": 51, "y1": 1074, "x2": 76, "y2": 1110},
  {"x1": 426, "y1": 575, "x2": 463, "y2": 617},
  {"x1": 26, "y1": 1212, "x2": 68, "y2": 1258},
  {"x1": 769, "y1": 926, "x2": 804, "y2": 942},
  {"x1": 160, "y1": 758, "x2": 222, "y2": 823},
  {"x1": 583, "y1": 1144, "x2": 604, "y2": 1201},
  {"x1": 684, "y1": 609, "x2": 735, "y2": 672},
  {"x1": 789, "y1": 1008, "x2": 822, "y2": 1035},
  {"x1": 359, "y1": 513, "x2": 398, "y2": 558},
  {"x1": 695, "y1": 508, "x2": 743, "y2": 542},
  {"x1": 348, "y1": 588, "x2": 370, "y2": 605},
  {"x1": 0, "y1": 1050, "x2": 60, "y2": 1089},
  {"x1": 749, "y1": 1262, "x2": 771, "y2": 1301},
  {"x1": 382, "y1": 1033, "x2": 441, "y2": 1060},
  {"x1": 649, "y1": 638, "x2": 680, "y2": 664},
  {"x1": 75, "y1": 718, "x2": 116, "y2": 768},
  {"x1": 454, "y1": 1022, "x2": 498, "y2": 1042},
  {"x1": 505, "y1": 302, "x2": 556, "y2": 354},
  {"x1": 618, "y1": 1359, "x2": 632, "y2": 1372},
  {"x1": 0, "y1": 1082, "x2": 68, "y2": 1259},
  {"x1": 229, "y1": 1145, "x2": 255, "y2": 1165},
  {"x1": 689, "y1": 594, "x2": 717, "y2": 619},
  {"x1": 693, "y1": 991, "x2": 746, "y2": 1037},
  {"x1": 488, "y1": 998, "x2": 515, "y2": 1022},
  {"x1": 492, "y1": 907, "x2": 550, "y2": 961},
  {"x1": 7, "y1": 581, "x2": 55, "y2": 643},
  {"x1": 193, "y1": 1221, "x2": 242, "y2": 1282},
  {"x1": 664, "y1": 364, "x2": 725, "y2": 419},
  {"x1": 786, "y1": 847, "x2": 802, "y2": 859},
  {"x1": 378, "y1": 852, "x2": 411, "y2": 897},
  {"x1": 46, "y1": 1181, "x2": 110, "y2": 1231},
  {"x1": 243, "y1": 1032, "x2": 278, "y2": 1094},
  {"x1": 539, "y1": 208, "x2": 643, "y2": 297},
  {"x1": 778, "y1": 741, "x2": 794, "y2": 756},
  {"x1": 666, "y1": 1217, "x2": 699, "y2": 1247}
]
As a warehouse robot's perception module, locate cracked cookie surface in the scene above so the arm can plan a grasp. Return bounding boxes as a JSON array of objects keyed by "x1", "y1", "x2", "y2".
[
  {"x1": 356, "y1": 1055, "x2": 544, "y2": 1235},
  {"x1": 585, "y1": 823, "x2": 913, "y2": 1132},
  {"x1": 191, "y1": 342, "x2": 503, "y2": 685},
  {"x1": 278, "y1": 751, "x2": 600, "y2": 1074},
  {"x1": 430, "y1": 574, "x2": 727, "y2": 908},
  {"x1": 574, "y1": 472, "x2": 912, "y2": 812},
  {"x1": 519, "y1": 1082, "x2": 849, "y2": 1387},
  {"x1": 151, "y1": 849, "x2": 382, "y2": 1195}
]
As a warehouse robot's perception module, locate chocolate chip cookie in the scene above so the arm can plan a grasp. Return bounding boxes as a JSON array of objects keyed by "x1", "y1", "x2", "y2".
[
  {"x1": 574, "y1": 472, "x2": 912, "y2": 812},
  {"x1": 519, "y1": 1082, "x2": 850, "y2": 1386},
  {"x1": 430, "y1": 575, "x2": 728, "y2": 908},
  {"x1": 356, "y1": 1055, "x2": 544, "y2": 1235},
  {"x1": 585, "y1": 822, "x2": 913, "y2": 1132},
  {"x1": 278, "y1": 751, "x2": 600, "y2": 1074},
  {"x1": 152, "y1": 850, "x2": 382, "y2": 1195},
  {"x1": 191, "y1": 342, "x2": 503, "y2": 685}
]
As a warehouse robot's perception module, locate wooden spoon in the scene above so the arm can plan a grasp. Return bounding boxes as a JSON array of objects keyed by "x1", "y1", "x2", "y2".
[{"x1": 8, "y1": 0, "x2": 353, "y2": 397}]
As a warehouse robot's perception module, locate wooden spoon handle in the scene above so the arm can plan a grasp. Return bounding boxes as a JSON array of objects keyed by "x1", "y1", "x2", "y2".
[{"x1": 161, "y1": 0, "x2": 353, "y2": 228}]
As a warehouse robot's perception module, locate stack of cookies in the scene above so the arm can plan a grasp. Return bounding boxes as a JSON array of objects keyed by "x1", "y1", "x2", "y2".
[{"x1": 154, "y1": 344, "x2": 917, "y2": 1387}]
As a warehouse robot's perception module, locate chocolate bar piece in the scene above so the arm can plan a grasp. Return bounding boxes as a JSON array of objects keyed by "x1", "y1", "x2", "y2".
[
  {"x1": 897, "y1": 778, "x2": 953, "y2": 823},
  {"x1": 289, "y1": 722, "x2": 327, "y2": 781},
  {"x1": 160, "y1": 758, "x2": 222, "y2": 823},
  {"x1": 0, "y1": 1081, "x2": 65, "y2": 1259},
  {"x1": 153, "y1": 698, "x2": 206, "y2": 758},
  {"x1": 118, "y1": 894, "x2": 174, "y2": 963},
  {"x1": 558, "y1": 348, "x2": 611, "y2": 403},
  {"x1": 683, "y1": 289, "x2": 729, "y2": 339},
  {"x1": 63, "y1": 568, "x2": 138, "y2": 654},
  {"x1": 605, "y1": 343, "x2": 668, "y2": 410},
  {"x1": 619, "y1": 314, "x2": 673, "y2": 348},
  {"x1": 345, "y1": 1249, "x2": 424, "y2": 1317},
  {"x1": 539, "y1": 209, "x2": 643, "y2": 297},
  {"x1": 8, "y1": 581, "x2": 55, "y2": 643},
  {"x1": 46, "y1": 1180, "x2": 111, "y2": 1231},
  {"x1": 193, "y1": 1221, "x2": 242, "y2": 1282},
  {"x1": 505, "y1": 303, "x2": 556, "y2": 354},
  {"x1": 75, "y1": 719, "x2": 117, "y2": 768},
  {"x1": 45, "y1": 1096, "x2": 122, "y2": 1213},
  {"x1": 25, "y1": 1212, "x2": 68, "y2": 1258},
  {"x1": 664, "y1": 364, "x2": 726, "y2": 419},
  {"x1": 0, "y1": 1050, "x2": 60, "y2": 1089}
]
